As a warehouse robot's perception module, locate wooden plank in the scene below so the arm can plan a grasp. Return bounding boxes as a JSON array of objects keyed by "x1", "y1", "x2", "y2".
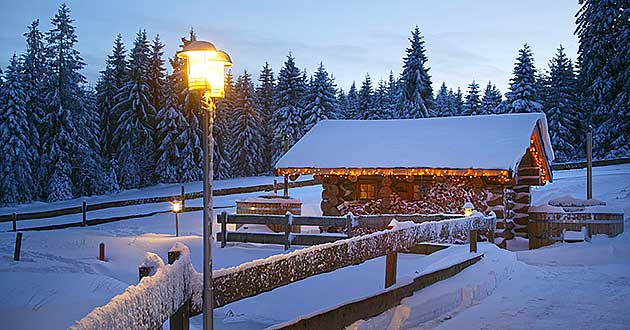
[
  {"x1": 402, "y1": 243, "x2": 449, "y2": 255},
  {"x1": 216, "y1": 232, "x2": 346, "y2": 246},
  {"x1": 271, "y1": 254, "x2": 483, "y2": 330},
  {"x1": 384, "y1": 252, "x2": 397, "y2": 288}
]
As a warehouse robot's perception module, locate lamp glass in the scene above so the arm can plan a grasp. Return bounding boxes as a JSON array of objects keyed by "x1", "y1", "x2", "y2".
[
  {"x1": 172, "y1": 201, "x2": 182, "y2": 213},
  {"x1": 184, "y1": 50, "x2": 226, "y2": 98}
]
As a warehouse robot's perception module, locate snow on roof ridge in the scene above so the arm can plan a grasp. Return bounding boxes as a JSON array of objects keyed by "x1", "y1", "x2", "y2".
[{"x1": 276, "y1": 113, "x2": 554, "y2": 172}]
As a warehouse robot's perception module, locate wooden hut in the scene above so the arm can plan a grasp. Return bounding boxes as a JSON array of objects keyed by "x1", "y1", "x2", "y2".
[{"x1": 275, "y1": 113, "x2": 555, "y2": 239}]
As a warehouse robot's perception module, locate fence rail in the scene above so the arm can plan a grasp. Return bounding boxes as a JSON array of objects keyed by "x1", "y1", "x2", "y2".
[
  {"x1": 1, "y1": 179, "x2": 317, "y2": 231},
  {"x1": 551, "y1": 157, "x2": 630, "y2": 170},
  {"x1": 70, "y1": 213, "x2": 495, "y2": 330}
]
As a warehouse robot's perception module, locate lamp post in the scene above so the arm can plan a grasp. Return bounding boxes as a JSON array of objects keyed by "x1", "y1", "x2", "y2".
[
  {"x1": 177, "y1": 40, "x2": 232, "y2": 330},
  {"x1": 172, "y1": 201, "x2": 181, "y2": 237}
]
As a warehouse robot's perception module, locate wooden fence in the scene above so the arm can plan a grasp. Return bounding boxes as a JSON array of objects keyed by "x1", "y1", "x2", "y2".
[
  {"x1": 70, "y1": 213, "x2": 495, "y2": 330},
  {"x1": 551, "y1": 157, "x2": 630, "y2": 170},
  {"x1": 1, "y1": 179, "x2": 317, "y2": 231},
  {"x1": 217, "y1": 212, "x2": 464, "y2": 250}
]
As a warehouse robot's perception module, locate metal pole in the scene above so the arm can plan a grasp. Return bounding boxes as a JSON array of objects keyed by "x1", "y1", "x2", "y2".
[
  {"x1": 586, "y1": 128, "x2": 592, "y2": 199},
  {"x1": 202, "y1": 94, "x2": 215, "y2": 330},
  {"x1": 175, "y1": 212, "x2": 179, "y2": 237}
]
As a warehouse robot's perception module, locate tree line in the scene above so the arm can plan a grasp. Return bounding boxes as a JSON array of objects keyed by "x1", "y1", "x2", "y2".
[{"x1": 0, "y1": 1, "x2": 627, "y2": 205}]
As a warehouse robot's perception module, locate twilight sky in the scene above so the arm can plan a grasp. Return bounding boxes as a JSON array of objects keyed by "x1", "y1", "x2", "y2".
[{"x1": 0, "y1": 0, "x2": 580, "y2": 93}]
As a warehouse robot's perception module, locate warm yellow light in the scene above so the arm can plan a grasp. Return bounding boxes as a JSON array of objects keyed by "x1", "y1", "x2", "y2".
[
  {"x1": 177, "y1": 41, "x2": 232, "y2": 98},
  {"x1": 172, "y1": 201, "x2": 182, "y2": 213},
  {"x1": 463, "y1": 202, "x2": 474, "y2": 216}
]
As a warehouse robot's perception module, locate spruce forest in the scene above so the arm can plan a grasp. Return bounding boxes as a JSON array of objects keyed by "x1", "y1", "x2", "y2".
[{"x1": 0, "y1": 2, "x2": 627, "y2": 205}]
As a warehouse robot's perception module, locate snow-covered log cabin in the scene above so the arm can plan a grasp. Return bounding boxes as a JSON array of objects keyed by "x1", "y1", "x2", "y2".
[{"x1": 275, "y1": 113, "x2": 554, "y2": 238}]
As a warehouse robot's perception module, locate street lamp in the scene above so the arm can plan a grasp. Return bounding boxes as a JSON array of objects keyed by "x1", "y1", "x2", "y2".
[
  {"x1": 177, "y1": 40, "x2": 232, "y2": 330},
  {"x1": 172, "y1": 201, "x2": 181, "y2": 237}
]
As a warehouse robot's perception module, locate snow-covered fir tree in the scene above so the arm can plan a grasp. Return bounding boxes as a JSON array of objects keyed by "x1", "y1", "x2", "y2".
[
  {"x1": 154, "y1": 85, "x2": 187, "y2": 183},
  {"x1": 213, "y1": 70, "x2": 234, "y2": 179},
  {"x1": 336, "y1": 88, "x2": 347, "y2": 119},
  {"x1": 232, "y1": 71, "x2": 263, "y2": 177},
  {"x1": 480, "y1": 81, "x2": 502, "y2": 114},
  {"x1": 355, "y1": 74, "x2": 377, "y2": 120},
  {"x1": 374, "y1": 79, "x2": 394, "y2": 119},
  {"x1": 0, "y1": 55, "x2": 35, "y2": 204},
  {"x1": 386, "y1": 71, "x2": 400, "y2": 118},
  {"x1": 452, "y1": 87, "x2": 464, "y2": 116},
  {"x1": 256, "y1": 62, "x2": 275, "y2": 173},
  {"x1": 576, "y1": 0, "x2": 629, "y2": 158},
  {"x1": 433, "y1": 82, "x2": 451, "y2": 117},
  {"x1": 397, "y1": 26, "x2": 433, "y2": 118},
  {"x1": 344, "y1": 81, "x2": 359, "y2": 119},
  {"x1": 504, "y1": 44, "x2": 543, "y2": 113},
  {"x1": 168, "y1": 31, "x2": 203, "y2": 182},
  {"x1": 303, "y1": 62, "x2": 339, "y2": 130},
  {"x1": 147, "y1": 35, "x2": 166, "y2": 126},
  {"x1": 19, "y1": 19, "x2": 47, "y2": 198},
  {"x1": 271, "y1": 53, "x2": 306, "y2": 162},
  {"x1": 463, "y1": 80, "x2": 481, "y2": 116},
  {"x1": 96, "y1": 34, "x2": 127, "y2": 163},
  {"x1": 543, "y1": 45, "x2": 579, "y2": 162},
  {"x1": 41, "y1": 4, "x2": 101, "y2": 201},
  {"x1": 113, "y1": 30, "x2": 156, "y2": 189}
]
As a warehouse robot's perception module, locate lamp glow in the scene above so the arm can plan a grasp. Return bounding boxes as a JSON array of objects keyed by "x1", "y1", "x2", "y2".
[
  {"x1": 177, "y1": 41, "x2": 232, "y2": 97},
  {"x1": 463, "y1": 202, "x2": 474, "y2": 216},
  {"x1": 172, "y1": 201, "x2": 182, "y2": 213}
]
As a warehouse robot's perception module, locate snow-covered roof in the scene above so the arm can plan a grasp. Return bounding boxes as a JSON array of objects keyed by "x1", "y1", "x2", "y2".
[{"x1": 276, "y1": 113, "x2": 554, "y2": 173}]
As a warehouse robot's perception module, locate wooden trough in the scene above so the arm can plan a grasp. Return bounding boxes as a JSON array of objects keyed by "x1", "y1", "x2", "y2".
[
  {"x1": 528, "y1": 196, "x2": 624, "y2": 249},
  {"x1": 236, "y1": 194, "x2": 301, "y2": 233}
]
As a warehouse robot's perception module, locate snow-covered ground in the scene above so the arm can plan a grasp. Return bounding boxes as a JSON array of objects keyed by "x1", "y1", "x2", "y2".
[{"x1": 0, "y1": 165, "x2": 628, "y2": 330}]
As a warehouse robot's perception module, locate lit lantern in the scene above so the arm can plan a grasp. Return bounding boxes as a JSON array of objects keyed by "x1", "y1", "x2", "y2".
[
  {"x1": 463, "y1": 202, "x2": 474, "y2": 216},
  {"x1": 172, "y1": 201, "x2": 182, "y2": 213},
  {"x1": 177, "y1": 40, "x2": 232, "y2": 98}
]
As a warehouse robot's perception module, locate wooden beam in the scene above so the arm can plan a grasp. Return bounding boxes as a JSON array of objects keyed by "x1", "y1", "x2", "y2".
[{"x1": 385, "y1": 252, "x2": 397, "y2": 288}]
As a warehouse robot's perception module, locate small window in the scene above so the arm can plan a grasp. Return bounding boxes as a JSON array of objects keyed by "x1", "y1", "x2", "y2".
[{"x1": 359, "y1": 183, "x2": 376, "y2": 199}]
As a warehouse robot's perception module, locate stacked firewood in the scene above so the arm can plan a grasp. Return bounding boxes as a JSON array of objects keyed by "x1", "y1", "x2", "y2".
[{"x1": 339, "y1": 179, "x2": 489, "y2": 216}]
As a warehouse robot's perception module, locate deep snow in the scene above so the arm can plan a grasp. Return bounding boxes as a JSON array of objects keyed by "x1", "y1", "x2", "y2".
[{"x1": 0, "y1": 165, "x2": 628, "y2": 330}]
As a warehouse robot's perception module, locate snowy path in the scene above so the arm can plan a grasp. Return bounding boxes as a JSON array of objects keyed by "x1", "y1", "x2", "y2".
[{"x1": 0, "y1": 165, "x2": 628, "y2": 330}]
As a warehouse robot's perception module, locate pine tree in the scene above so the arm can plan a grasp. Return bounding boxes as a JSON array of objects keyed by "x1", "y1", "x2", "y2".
[
  {"x1": 147, "y1": 35, "x2": 166, "y2": 123},
  {"x1": 154, "y1": 84, "x2": 187, "y2": 183},
  {"x1": 113, "y1": 30, "x2": 156, "y2": 189},
  {"x1": 0, "y1": 55, "x2": 34, "y2": 204},
  {"x1": 257, "y1": 62, "x2": 275, "y2": 173},
  {"x1": 576, "y1": 0, "x2": 629, "y2": 158},
  {"x1": 344, "y1": 81, "x2": 359, "y2": 119},
  {"x1": 543, "y1": 45, "x2": 579, "y2": 162},
  {"x1": 41, "y1": 4, "x2": 91, "y2": 201},
  {"x1": 374, "y1": 78, "x2": 395, "y2": 119},
  {"x1": 336, "y1": 88, "x2": 347, "y2": 119},
  {"x1": 452, "y1": 87, "x2": 464, "y2": 116},
  {"x1": 463, "y1": 80, "x2": 481, "y2": 116},
  {"x1": 504, "y1": 44, "x2": 543, "y2": 113},
  {"x1": 355, "y1": 74, "x2": 376, "y2": 119},
  {"x1": 303, "y1": 62, "x2": 339, "y2": 130},
  {"x1": 19, "y1": 19, "x2": 47, "y2": 199},
  {"x1": 271, "y1": 53, "x2": 306, "y2": 162},
  {"x1": 232, "y1": 71, "x2": 263, "y2": 177},
  {"x1": 397, "y1": 26, "x2": 433, "y2": 118},
  {"x1": 169, "y1": 30, "x2": 203, "y2": 182},
  {"x1": 433, "y1": 82, "x2": 451, "y2": 117},
  {"x1": 96, "y1": 34, "x2": 127, "y2": 163},
  {"x1": 480, "y1": 81, "x2": 502, "y2": 114},
  {"x1": 213, "y1": 70, "x2": 234, "y2": 179}
]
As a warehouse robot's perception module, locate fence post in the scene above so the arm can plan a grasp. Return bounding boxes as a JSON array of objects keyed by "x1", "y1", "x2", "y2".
[
  {"x1": 14, "y1": 232, "x2": 23, "y2": 261},
  {"x1": 487, "y1": 228, "x2": 495, "y2": 244},
  {"x1": 138, "y1": 266, "x2": 151, "y2": 281},
  {"x1": 99, "y1": 242, "x2": 105, "y2": 261},
  {"x1": 168, "y1": 249, "x2": 190, "y2": 330},
  {"x1": 346, "y1": 213, "x2": 354, "y2": 238},
  {"x1": 12, "y1": 212, "x2": 17, "y2": 231},
  {"x1": 284, "y1": 213, "x2": 292, "y2": 251},
  {"x1": 181, "y1": 185, "x2": 186, "y2": 212},
  {"x1": 469, "y1": 229, "x2": 478, "y2": 253},
  {"x1": 273, "y1": 179, "x2": 278, "y2": 194},
  {"x1": 82, "y1": 201, "x2": 87, "y2": 227},
  {"x1": 220, "y1": 212, "x2": 228, "y2": 248},
  {"x1": 385, "y1": 252, "x2": 397, "y2": 288}
]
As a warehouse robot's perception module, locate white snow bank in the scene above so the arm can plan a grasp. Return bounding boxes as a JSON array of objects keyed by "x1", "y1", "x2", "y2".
[
  {"x1": 70, "y1": 243, "x2": 199, "y2": 330},
  {"x1": 548, "y1": 195, "x2": 606, "y2": 207},
  {"x1": 276, "y1": 113, "x2": 553, "y2": 172}
]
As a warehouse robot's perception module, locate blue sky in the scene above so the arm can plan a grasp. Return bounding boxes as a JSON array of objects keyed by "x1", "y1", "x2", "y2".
[{"x1": 0, "y1": 0, "x2": 580, "y2": 93}]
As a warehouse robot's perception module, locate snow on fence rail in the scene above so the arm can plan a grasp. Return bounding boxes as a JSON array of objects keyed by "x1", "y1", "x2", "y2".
[
  {"x1": 0, "y1": 179, "x2": 317, "y2": 231},
  {"x1": 70, "y1": 213, "x2": 495, "y2": 330}
]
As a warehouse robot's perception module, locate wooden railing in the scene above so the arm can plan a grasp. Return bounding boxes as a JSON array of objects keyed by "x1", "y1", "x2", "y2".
[
  {"x1": 216, "y1": 212, "x2": 464, "y2": 250},
  {"x1": 1, "y1": 179, "x2": 317, "y2": 231},
  {"x1": 70, "y1": 213, "x2": 495, "y2": 330}
]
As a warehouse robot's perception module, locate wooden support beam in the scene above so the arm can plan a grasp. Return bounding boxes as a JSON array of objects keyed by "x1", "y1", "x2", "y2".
[
  {"x1": 12, "y1": 212, "x2": 17, "y2": 231},
  {"x1": 385, "y1": 252, "x2": 397, "y2": 288},
  {"x1": 13, "y1": 232, "x2": 22, "y2": 261},
  {"x1": 98, "y1": 243, "x2": 105, "y2": 261},
  {"x1": 82, "y1": 201, "x2": 87, "y2": 227},
  {"x1": 469, "y1": 229, "x2": 478, "y2": 253},
  {"x1": 220, "y1": 212, "x2": 228, "y2": 248}
]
